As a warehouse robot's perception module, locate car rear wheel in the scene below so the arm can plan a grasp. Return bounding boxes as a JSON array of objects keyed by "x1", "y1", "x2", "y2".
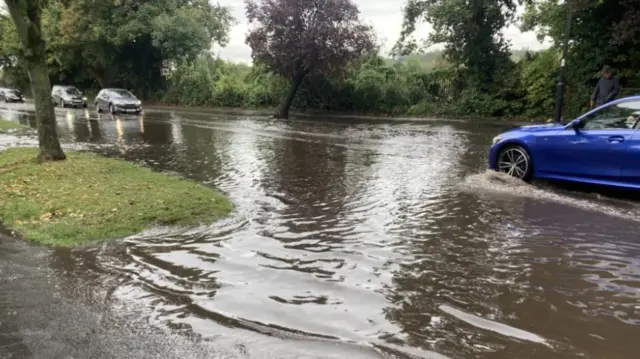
[{"x1": 497, "y1": 145, "x2": 533, "y2": 182}]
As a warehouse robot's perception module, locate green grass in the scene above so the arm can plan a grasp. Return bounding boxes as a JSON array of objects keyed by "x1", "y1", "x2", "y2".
[
  {"x1": 0, "y1": 119, "x2": 29, "y2": 133},
  {"x1": 0, "y1": 147, "x2": 233, "y2": 246}
]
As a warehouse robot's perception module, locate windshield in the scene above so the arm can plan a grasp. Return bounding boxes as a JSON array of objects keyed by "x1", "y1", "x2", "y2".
[
  {"x1": 65, "y1": 88, "x2": 81, "y2": 95},
  {"x1": 112, "y1": 89, "x2": 134, "y2": 98},
  {"x1": 7, "y1": 90, "x2": 21, "y2": 96}
]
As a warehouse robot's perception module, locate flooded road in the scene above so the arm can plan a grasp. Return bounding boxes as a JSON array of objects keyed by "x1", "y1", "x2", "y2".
[{"x1": 1, "y1": 104, "x2": 640, "y2": 358}]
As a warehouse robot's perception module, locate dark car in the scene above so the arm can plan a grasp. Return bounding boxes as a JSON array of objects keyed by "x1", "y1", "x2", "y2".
[
  {"x1": 95, "y1": 88, "x2": 142, "y2": 115},
  {"x1": 0, "y1": 88, "x2": 25, "y2": 103},
  {"x1": 52, "y1": 85, "x2": 88, "y2": 108}
]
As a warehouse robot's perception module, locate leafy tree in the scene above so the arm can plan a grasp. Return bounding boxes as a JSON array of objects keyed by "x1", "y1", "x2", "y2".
[
  {"x1": 395, "y1": 0, "x2": 518, "y2": 89},
  {"x1": 244, "y1": 0, "x2": 376, "y2": 119},
  {"x1": 52, "y1": 0, "x2": 233, "y2": 95},
  {"x1": 4, "y1": 0, "x2": 65, "y2": 161},
  {"x1": 521, "y1": 0, "x2": 640, "y2": 115},
  {"x1": 2, "y1": 0, "x2": 233, "y2": 96}
]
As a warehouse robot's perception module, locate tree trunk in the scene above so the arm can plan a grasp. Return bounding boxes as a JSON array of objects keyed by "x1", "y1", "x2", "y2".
[
  {"x1": 5, "y1": 0, "x2": 65, "y2": 162},
  {"x1": 275, "y1": 68, "x2": 306, "y2": 119}
]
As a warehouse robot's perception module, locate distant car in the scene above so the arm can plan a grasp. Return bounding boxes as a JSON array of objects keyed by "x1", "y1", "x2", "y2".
[
  {"x1": 52, "y1": 85, "x2": 88, "y2": 108},
  {"x1": 488, "y1": 96, "x2": 640, "y2": 190},
  {"x1": 0, "y1": 88, "x2": 25, "y2": 103},
  {"x1": 95, "y1": 88, "x2": 142, "y2": 115}
]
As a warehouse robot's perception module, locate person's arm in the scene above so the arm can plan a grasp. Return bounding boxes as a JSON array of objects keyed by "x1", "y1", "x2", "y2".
[{"x1": 607, "y1": 77, "x2": 621, "y2": 101}]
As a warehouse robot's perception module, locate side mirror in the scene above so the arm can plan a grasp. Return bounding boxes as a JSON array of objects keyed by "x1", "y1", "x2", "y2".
[{"x1": 566, "y1": 119, "x2": 582, "y2": 130}]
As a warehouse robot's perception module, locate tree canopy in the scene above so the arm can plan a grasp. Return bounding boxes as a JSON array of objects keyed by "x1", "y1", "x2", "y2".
[
  {"x1": 1, "y1": 0, "x2": 234, "y2": 95},
  {"x1": 245, "y1": 0, "x2": 376, "y2": 118},
  {"x1": 395, "y1": 0, "x2": 519, "y2": 89}
]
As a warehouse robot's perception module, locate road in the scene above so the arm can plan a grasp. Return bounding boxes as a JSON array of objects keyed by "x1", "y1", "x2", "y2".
[{"x1": 1, "y1": 102, "x2": 639, "y2": 359}]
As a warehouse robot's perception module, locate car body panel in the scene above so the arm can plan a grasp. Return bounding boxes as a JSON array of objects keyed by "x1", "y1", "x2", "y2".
[
  {"x1": 488, "y1": 96, "x2": 640, "y2": 190},
  {"x1": 619, "y1": 130, "x2": 640, "y2": 185}
]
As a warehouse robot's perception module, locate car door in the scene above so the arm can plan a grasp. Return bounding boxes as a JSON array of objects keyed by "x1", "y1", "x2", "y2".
[
  {"x1": 535, "y1": 99, "x2": 639, "y2": 181},
  {"x1": 618, "y1": 103, "x2": 640, "y2": 185}
]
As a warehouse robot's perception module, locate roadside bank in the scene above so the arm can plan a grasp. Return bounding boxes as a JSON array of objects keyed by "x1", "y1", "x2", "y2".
[{"x1": 0, "y1": 147, "x2": 233, "y2": 247}]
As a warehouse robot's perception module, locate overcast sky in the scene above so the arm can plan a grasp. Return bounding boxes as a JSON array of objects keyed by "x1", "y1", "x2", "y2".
[{"x1": 213, "y1": 0, "x2": 551, "y2": 63}]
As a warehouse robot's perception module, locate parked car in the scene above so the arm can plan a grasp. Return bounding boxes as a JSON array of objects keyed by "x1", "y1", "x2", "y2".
[
  {"x1": 52, "y1": 85, "x2": 88, "y2": 108},
  {"x1": 0, "y1": 88, "x2": 25, "y2": 103},
  {"x1": 488, "y1": 96, "x2": 640, "y2": 189},
  {"x1": 94, "y1": 88, "x2": 142, "y2": 115}
]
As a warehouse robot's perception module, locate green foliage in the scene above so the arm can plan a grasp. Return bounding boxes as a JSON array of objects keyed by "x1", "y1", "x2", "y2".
[
  {"x1": 1, "y1": 0, "x2": 638, "y2": 121},
  {"x1": 395, "y1": 0, "x2": 518, "y2": 90},
  {"x1": 522, "y1": 0, "x2": 640, "y2": 117},
  {"x1": 158, "y1": 48, "x2": 564, "y2": 119},
  {"x1": 0, "y1": 0, "x2": 233, "y2": 96},
  {"x1": 519, "y1": 49, "x2": 560, "y2": 117}
]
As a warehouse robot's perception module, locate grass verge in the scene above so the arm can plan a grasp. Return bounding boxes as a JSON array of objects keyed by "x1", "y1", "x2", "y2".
[
  {"x1": 0, "y1": 119, "x2": 29, "y2": 133},
  {"x1": 0, "y1": 147, "x2": 233, "y2": 246}
]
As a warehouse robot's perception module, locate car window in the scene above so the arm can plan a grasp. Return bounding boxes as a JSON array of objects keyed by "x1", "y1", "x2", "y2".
[
  {"x1": 112, "y1": 89, "x2": 133, "y2": 97},
  {"x1": 583, "y1": 100, "x2": 640, "y2": 130},
  {"x1": 65, "y1": 88, "x2": 81, "y2": 95}
]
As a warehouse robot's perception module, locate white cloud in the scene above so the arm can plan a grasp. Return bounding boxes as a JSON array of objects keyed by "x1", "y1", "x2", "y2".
[{"x1": 213, "y1": 0, "x2": 551, "y2": 63}]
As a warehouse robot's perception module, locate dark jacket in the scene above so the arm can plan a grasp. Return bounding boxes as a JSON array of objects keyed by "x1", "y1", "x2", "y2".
[{"x1": 592, "y1": 76, "x2": 620, "y2": 105}]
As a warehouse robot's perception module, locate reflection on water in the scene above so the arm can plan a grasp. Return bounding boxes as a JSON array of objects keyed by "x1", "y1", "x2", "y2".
[{"x1": 1, "y1": 105, "x2": 640, "y2": 359}]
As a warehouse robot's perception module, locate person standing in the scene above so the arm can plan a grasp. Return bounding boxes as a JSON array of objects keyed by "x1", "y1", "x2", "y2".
[{"x1": 591, "y1": 65, "x2": 620, "y2": 108}]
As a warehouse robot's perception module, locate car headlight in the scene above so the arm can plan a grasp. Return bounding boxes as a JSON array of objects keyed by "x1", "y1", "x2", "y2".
[
  {"x1": 82, "y1": 96, "x2": 87, "y2": 101},
  {"x1": 135, "y1": 100, "x2": 141, "y2": 106},
  {"x1": 492, "y1": 135, "x2": 502, "y2": 145}
]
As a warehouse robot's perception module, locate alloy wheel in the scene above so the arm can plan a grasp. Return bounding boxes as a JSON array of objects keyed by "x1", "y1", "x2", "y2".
[{"x1": 498, "y1": 147, "x2": 529, "y2": 180}]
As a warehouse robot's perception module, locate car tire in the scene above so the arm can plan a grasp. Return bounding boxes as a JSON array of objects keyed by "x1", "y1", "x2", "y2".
[
  {"x1": 96, "y1": 103, "x2": 101, "y2": 113},
  {"x1": 59, "y1": 99, "x2": 65, "y2": 108},
  {"x1": 109, "y1": 104, "x2": 117, "y2": 114},
  {"x1": 497, "y1": 145, "x2": 533, "y2": 182}
]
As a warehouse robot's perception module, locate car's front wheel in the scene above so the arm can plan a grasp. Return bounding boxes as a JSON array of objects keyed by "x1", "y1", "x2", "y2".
[{"x1": 497, "y1": 145, "x2": 533, "y2": 182}]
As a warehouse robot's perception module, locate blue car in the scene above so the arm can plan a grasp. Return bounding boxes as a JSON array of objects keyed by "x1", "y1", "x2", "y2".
[{"x1": 488, "y1": 96, "x2": 640, "y2": 189}]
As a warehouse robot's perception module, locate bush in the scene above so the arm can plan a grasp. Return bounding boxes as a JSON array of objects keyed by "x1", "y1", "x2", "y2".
[{"x1": 46, "y1": 48, "x2": 637, "y2": 120}]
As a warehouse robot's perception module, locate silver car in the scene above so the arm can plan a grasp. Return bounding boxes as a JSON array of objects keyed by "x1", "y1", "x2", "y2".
[
  {"x1": 94, "y1": 88, "x2": 142, "y2": 115},
  {"x1": 52, "y1": 85, "x2": 88, "y2": 108}
]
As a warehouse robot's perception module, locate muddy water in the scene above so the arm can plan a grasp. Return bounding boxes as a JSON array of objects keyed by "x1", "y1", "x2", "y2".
[{"x1": 1, "y1": 105, "x2": 640, "y2": 358}]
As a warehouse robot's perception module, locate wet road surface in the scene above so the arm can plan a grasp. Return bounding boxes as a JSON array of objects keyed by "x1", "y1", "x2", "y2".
[{"x1": 1, "y1": 103, "x2": 639, "y2": 358}]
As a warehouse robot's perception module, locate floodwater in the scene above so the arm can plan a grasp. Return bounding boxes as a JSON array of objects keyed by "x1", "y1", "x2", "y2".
[{"x1": 1, "y1": 104, "x2": 640, "y2": 359}]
